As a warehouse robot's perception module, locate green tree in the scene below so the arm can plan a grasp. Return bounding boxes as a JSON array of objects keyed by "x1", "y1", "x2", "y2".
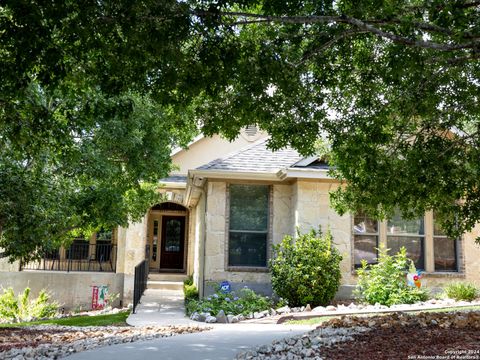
[
  {"x1": 0, "y1": 90, "x2": 195, "y2": 261},
  {"x1": 1, "y1": 1, "x2": 479, "y2": 260}
]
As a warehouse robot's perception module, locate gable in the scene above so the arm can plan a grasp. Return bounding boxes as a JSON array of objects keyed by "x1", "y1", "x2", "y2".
[
  {"x1": 171, "y1": 127, "x2": 267, "y2": 175},
  {"x1": 197, "y1": 138, "x2": 302, "y2": 173}
]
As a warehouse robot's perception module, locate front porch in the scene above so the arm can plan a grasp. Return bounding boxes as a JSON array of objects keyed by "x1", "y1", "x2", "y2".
[
  {"x1": 146, "y1": 201, "x2": 191, "y2": 275},
  {"x1": 21, "y1": 243, "x2": 117, "y2": 273}
]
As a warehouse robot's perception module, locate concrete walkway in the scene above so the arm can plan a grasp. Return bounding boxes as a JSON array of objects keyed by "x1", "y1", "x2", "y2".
[
  {"x1": 127, "y1": 288, "x2": 198, "y2": 327},
  {"x1": 66, "y1": 289, "x2": 480, "y2": 359},
  {"x1": 67, "y1": 323, "x2": 314, "y2": 360},
  {"x1": 66, "y1": 287, "x2": 314, "y2": 359}
]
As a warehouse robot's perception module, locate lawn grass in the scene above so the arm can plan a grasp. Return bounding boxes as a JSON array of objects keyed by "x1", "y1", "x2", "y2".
[
  {"x1": 285, "y1": 305, "x2": 480, "y2": 325},
  {"x1": 0, "y1": 311, "x2": 130, "y2": 328}
]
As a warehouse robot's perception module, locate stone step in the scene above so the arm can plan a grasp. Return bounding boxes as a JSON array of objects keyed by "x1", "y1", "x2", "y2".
[
  {"x1": 147, "y1": 280, "x2": 184, "y2": 291},
  {"x1": 148, "y1": 273, "x2": 188, "y2": 282}
]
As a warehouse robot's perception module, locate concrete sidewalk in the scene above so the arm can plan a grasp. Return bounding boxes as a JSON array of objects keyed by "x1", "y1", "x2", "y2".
[
  {"x1": 66, "y1": 323, "x2": 314, "y2": 360},
  {"x1": 127, "y1": 288, "x2": 198, "y2": 327},
  {"x1": 68, "y1": 289, "x2": 314, "y2": 360}
]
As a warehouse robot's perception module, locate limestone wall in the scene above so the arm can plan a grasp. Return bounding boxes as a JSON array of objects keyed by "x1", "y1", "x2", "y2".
[
  {"x1": 293, "y1": 180, "x2": 354, "y2": 284},
  {"x1": 186, "y1": 207, "x2": 196, "y2": 277},
  {"x1": 203, "y1": 181, "x2": 295, "y2": 294},
  {"x1": 192, "y1": 191, "x2": 206, "y2": 296},
  {"x1": 0, "y1": 257, "x2": 20, "y2": 272},
  {"x1": 272, "y1": 184, "x2": 294, "y2": 245},
  {"x1": 462, "y1": 224, "x2": 480, "y2": 284},
  {"x1": 119, "y1": 215, "x2": 148, "y2": 303},
  {"x1": 0, "y1": 271, "x2": 124, "y2": 311}
]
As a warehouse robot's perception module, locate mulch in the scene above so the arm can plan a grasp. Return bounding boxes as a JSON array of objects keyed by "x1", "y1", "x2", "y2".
[
  {"x1": 0, "y1": 327, "x2": 72, "y2": 352},
  {"x1": 0, "y1": 325, "x2": 206, "y2": 354},
  {"x1": 320, "y1": 324, "x2": 480, "y2": 360}
]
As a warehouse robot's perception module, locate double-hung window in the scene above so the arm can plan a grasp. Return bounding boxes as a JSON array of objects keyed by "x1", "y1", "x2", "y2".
[
  {"x1": 353, "y1": 210, "x2": 459, "y2": 272},
  {"x1": 228, "y1": 184, "x2": 269, "y2": 268},
  {"x1": 353, "y1": 213, "x2": 379, "y2": 267},
  {"x1": 433, "y1": 212, "x2": 458, "y2": 272},
  {"x1": 387, "y1": 211, "x2": 425, "y2": 270}
]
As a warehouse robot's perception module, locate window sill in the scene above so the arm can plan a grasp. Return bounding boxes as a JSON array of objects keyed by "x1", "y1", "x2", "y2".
[
  {"x1": 350, "y1": 270, "x2": 464, "y2": 278},
  {"x1": 421, "y1": 272, "x2": 465, "y2": 278},
  {"x1": 227, "y1": 266, "x2": 269, "y2": 273}
]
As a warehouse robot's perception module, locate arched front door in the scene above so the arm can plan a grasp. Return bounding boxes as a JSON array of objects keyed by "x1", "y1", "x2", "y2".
[{"x1": 148, "y1": 202, "x2": 187, "y2": 272}]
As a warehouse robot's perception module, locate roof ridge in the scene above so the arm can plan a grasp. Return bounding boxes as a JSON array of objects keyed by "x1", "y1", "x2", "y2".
[{"x1": 196, "y1": 137, "x2": 270, "y2": 169}]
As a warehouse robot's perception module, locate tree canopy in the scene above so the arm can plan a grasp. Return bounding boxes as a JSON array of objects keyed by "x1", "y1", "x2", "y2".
[{"x1": 1, "y1": 0, "x2": 479, "y2": 260}]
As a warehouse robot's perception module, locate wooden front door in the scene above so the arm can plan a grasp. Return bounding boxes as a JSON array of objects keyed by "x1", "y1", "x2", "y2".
[{"x1": 159, "y1": 216, "x2": 185, "y2": 270}]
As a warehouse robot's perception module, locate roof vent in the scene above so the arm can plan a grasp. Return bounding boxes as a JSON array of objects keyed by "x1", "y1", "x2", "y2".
[{"x1": 245, "y1": 125, "x2": 258, "y2": 137}]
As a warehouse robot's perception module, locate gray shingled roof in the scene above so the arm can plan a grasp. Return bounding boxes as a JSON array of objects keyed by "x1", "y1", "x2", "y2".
[
  {"x1": 197, "y1": 138, "x2": 303, "y2": 173},
  {"x1": 160, "y1": 175, "x2": 187, "y2": 183}
]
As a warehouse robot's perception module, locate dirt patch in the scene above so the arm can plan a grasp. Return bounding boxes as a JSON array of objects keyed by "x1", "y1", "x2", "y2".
[
  {"x1": 236, "y1": 311, "x2": 480, "y2": 360},
  {"x1": 320, "y1": 324, "x2": 480, "y2": 360},
  {"x1": 0, "y1": 327, "x2": 73, "y2": 352},
  {"x1": 0, "y1": 325, "x2": 208, "y2": 358}
]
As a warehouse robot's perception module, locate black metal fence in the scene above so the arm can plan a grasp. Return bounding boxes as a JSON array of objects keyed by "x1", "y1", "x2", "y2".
[
  {"x1": 21, "y1": 244, "x2": 117, "y2": 272},
  {"x1": 133, "y1": 259, "x2": 149, "y2": 313}
]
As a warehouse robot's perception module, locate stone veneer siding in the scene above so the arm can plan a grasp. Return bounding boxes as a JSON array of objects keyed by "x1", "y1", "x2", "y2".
[
  {"x1": 203, "y1": 181, "x2": 294, "y2": 295},
  {"x1": 201, "y1": 178, "x2": 480, "y2": 298}
]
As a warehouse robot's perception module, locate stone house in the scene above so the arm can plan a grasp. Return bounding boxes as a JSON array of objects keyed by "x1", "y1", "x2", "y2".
[{"x1": 1, "y1": 127, "x2": 479, "y2": 308}]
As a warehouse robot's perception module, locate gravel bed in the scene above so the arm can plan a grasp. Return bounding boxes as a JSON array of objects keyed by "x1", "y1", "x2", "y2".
[
  {"x1": 236, "y1": 326, "x2": 372, "y2": 360},
  {"x1": 236, "y1": 310, "x2": 480, "y2": 360},
  {"x1": 0, "y1": 325, "x2": 208, "y2": 359},
  {"x1": 191, "y1": 298, "x2": 480, "y2": 324}
]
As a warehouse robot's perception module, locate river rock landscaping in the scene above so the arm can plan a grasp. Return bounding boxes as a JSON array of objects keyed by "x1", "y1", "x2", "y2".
[
  {"x1": 235, "y1": 310, "x2": 480, "y2": 360},
  {"x1": 0, "y1": 324, "x2": 208, "y2": 359},
  {"x1": 189, "y1": 297, "x2": 480, "y2": 323}
]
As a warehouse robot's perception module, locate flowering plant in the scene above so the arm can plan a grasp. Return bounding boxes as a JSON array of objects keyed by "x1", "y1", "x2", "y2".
[{"x1": 185, "y1": 284, "x2": 272, "y2": 316}]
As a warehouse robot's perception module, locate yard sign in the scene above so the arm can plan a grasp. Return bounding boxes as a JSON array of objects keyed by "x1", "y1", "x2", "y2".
[{"x1": 92, "y1": 285, "x2": 109, "y2": 310}]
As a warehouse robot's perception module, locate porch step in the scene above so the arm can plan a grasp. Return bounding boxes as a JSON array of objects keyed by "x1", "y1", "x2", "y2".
[
  {"x1": 147, "y1": 280, "x2": 184, "y2": 291},
  {"x1": 148, "y1": 273, "x2": 188, "y2": 282}
]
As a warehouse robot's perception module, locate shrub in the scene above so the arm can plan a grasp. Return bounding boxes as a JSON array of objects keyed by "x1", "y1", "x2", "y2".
[
  {"x1": 183, "y1": 276, "x2": 198, "y2": 300},
  {"x1": 443, "y1": 282, "x2": 478, "y2": 301},
  {"x1": 355, "y1": 246, "x2": 429, "y2": 306},
  {"x1": 184, "y1": 284, "x2": 199, "y2": 301},
  {"x1": 183, "y1": 275, "x2": 194, "y2": 287},
  {"x1": 269, "y1": 228, "x2": 342, "y2": 307},
  {"x1": 183, "y1": 276, "x2": 199, "y2": 312},
  {"x1": 186, "y1": 285, "x2": 272, "y2": 316},
  {"x1": 0, "y1": 287, "x2": 58, "y2": 323}
]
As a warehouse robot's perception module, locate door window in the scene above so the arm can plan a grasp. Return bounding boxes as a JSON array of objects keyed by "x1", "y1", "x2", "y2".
[{"x1": 164, "y1": 218, "x2": 182, "y2": 252}]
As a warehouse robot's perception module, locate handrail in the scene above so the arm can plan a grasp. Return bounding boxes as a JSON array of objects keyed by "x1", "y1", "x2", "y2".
[
  {"x1": 133, "y1": 259, "x2": 149, "y2": 313},
  {"x1": 21, "y1": 244, "x2": 117, "y2": 272}
]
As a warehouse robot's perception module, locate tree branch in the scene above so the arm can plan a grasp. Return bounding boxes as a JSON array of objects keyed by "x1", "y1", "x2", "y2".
[
  {"x1": 195, "y1": 10, "x2": 480, "y2": 52},
  {"x1": 230, "y1": 19, "x2": 270, "y2": 26},
  {"x1": 456, "y1": 1, "x2": 480, "y2": 9},
  {"x1": 427, "y1": 54, "x2": 480, "y2": 65},
  {"x1": 296, "y1": 30, "x2": 369, "y2": 67},
  {"x1": 367, "y1": 19, "x2": 478, "y2": 39}
]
